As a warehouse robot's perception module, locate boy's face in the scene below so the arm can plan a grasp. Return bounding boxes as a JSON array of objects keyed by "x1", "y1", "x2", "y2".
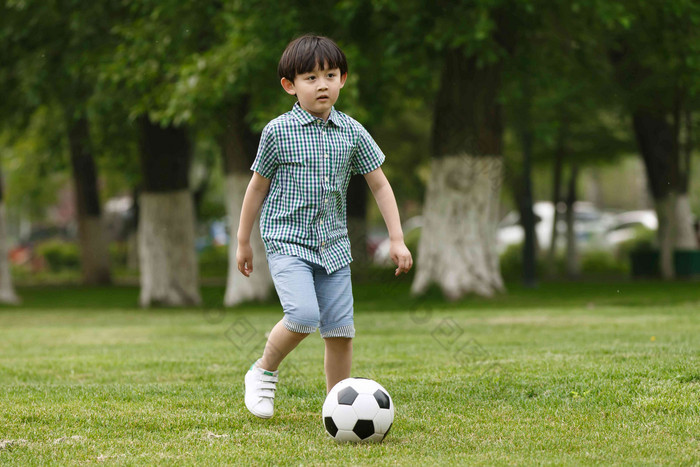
[{"x1": 281, "y1": 63, "x2": 347, "y2": 121}]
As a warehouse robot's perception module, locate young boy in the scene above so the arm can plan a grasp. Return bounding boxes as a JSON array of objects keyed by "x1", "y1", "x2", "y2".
[{"x1": 237, "y1": 35, "x2": 412, "y2": 419}]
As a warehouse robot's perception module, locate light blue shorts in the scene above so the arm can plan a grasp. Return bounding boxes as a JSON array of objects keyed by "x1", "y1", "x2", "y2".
[{"x1": 266, "y1": 253, "x2": 355, "y2": 338}]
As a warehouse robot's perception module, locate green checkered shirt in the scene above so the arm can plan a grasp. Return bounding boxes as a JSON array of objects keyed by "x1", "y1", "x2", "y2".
[{"x1": 251, "y1": 102, "x2": 385, "y2": 274}]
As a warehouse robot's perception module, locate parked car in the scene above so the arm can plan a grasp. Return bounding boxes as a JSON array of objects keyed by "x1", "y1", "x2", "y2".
[
  {"x1": 497, "y1": 201, "x2": 615, "y2": 253},
  {"x1": 603, "y1": 210, "x2": 657, "y2": 246}
]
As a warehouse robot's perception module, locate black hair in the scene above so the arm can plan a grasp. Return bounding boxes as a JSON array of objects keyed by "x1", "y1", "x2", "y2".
[{"x1": 278, "y1": 34, "x2": 348, "y2": 81}]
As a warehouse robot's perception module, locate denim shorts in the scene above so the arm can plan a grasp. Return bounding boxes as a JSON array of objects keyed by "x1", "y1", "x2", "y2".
[{"x1": 266, "y1": 253, "x2": 355, "y2": 338}]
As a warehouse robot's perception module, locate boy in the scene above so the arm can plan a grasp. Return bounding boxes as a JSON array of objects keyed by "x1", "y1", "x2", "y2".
[{"x1": 237, "y1": 35, "x2": 412, "y2": 419}]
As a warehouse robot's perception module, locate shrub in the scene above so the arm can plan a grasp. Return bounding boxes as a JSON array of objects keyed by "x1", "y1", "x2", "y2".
[
  {"x1": 404, "y1": 226, "x2": 421, "y2": 255},
  {"x1": 35, "y1": 240, "x2": 80, "y2": 272},
  {"x1": 109, "y1": 242, "x2": 128, "y2": 268},
  {"x1": 198, "y1": 244, "x2": 228, "y2": 277},
  {"x1": 499, "y1": 243, "x2": 629, "y2": 280},
  {"x1": 580, "y1": 249, "x2": 629, "y2": 276},
  {"x1": 617, "y1": 226, "x2": 656, "y2": 258}
]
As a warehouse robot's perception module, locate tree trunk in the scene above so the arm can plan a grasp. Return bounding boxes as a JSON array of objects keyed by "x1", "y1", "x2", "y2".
[
  {"x1": 516, "y1": 82, "x2": 536, "y2": 288},
  {"x1": 220, "y1": 99, "x2": 273, "y2": 306},
  {"x1": 654, "y1": 194, "x2": 676, "y2": 278},
  {"x1": 631, "y1": 109, "x2": 682, "y2": 279},
  {"x1": 565, "y1": 162, "x2": 580, "y2": 279},
  {"x1": 0, "y1": 173, "x2": 19, "y2": 304},
  {"x1": 675, "y1": 194, "x2": 696, "y2": 249},
  {"x1": 676, "y1": 110, "x2": 696, "y2": 248},
  {"x1": 346, "y1": 175, "x2": 369, "y2": 267},
  {"x1": 66, "y1": 115, "x2": 111, "y2": 285},
  {"x1": 547, "y1": 126, "x2": 565, "y2": 275},
  {"x1": 412, "y1": 50, "x2": 505, "y2": 299},
  {"x1": 224, "y1": 174, "x2": 271, "y2": 306},
  {"x1": 138, "y1": 117, "x2": 200, "y2": 307}
]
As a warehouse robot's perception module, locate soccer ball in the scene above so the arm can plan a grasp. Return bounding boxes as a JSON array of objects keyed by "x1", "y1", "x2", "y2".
[{"x1": 322, "y1": 377, "x2": 394, "y2": 443}]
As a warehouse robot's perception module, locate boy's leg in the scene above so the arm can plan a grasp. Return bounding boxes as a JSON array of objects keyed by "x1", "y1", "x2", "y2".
[
  {"x1": 262, "y1": 253, "x2": 322, "y2": 369},
  {"x1": 260, "y1": 319, "x2": 308, "y2": 371},
  {"x1": 324, "y1": 337, "x2": 352, "y2": 392},
  {"x1": 245, "y1": 254, "x2": 320, "y2": 418},
  {"x1": 315, "y1": 264, "x2": 355, "y2": 392}
]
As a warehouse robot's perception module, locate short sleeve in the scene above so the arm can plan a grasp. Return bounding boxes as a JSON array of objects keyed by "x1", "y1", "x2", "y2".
[
  {"x1": 250, "y1": 123, "x2": 277, "y2": 179},
  {"x1": 351, "y1": 126, "x2": 385, "y2": 175}
]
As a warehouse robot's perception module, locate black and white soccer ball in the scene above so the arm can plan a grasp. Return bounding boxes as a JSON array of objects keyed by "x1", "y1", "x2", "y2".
[{"x1": 322, "y1": 377, "x2": 394, "y2": 443}]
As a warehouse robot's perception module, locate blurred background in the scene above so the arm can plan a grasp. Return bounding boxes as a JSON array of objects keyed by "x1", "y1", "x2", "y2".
[{"x1": 1, "y1": 0, "x2": 699, "y2": 306}]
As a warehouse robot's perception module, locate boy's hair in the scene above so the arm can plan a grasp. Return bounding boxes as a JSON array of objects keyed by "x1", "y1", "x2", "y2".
[{"x1": 278, "y1": 35, "x2": 348, "y2": 81}]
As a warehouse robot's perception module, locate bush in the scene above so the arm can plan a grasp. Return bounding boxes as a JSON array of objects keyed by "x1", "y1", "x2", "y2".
[
  {"x1": 404, "y1": 226, "x2": 421, "y2": 255},
  {"x1": 580, "y1": 249, "x2": 629, "y2": 276},
  {"x1": 198, "y1": 244, "x2": 229, "y2": 277},
  {"x1": 499, "y1": 243, "x2": 629, "y2": 280},
  {"x1": 499, "y1": 243, "x2": 546, "y2": 280},
  {"x1": 499, "y1": 243, "x2": 523, "y2": 281},
  {"x1": 35, "y1": 240, "x2": 80, "y2": 272},
  {"x1": 109, "y1": 242, "x2": 129, "y2": 268},
  {"x1": 617, "y1": 226, "x2": 656, "y2": 259}
]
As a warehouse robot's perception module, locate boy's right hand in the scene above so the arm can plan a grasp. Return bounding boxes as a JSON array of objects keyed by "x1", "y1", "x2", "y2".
[{"x1": 236, "y1": 241, "x2": 254, "y2": 277}]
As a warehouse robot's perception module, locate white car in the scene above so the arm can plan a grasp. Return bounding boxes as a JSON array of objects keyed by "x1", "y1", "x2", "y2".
[
  {"x1": 604, "y1": 210, "x2": 657, "y2": 246},
  {"x1": 497, "y1": 201, "x2": 614, "y2": 253}
]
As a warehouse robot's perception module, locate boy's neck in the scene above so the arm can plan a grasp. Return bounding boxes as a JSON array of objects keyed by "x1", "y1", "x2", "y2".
[{"x1": 298, "y1": 101, "x2": 331, "y2": 122}]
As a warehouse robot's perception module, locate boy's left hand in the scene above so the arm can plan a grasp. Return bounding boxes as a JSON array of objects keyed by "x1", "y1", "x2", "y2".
[{"x1": 390, "y1": 240, "x2": 413, "y2": 276}]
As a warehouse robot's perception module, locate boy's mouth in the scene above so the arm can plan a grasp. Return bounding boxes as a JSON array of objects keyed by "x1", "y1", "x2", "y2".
[{"x1": 317, "y1": 95, "x2": 329, "y2": 101}]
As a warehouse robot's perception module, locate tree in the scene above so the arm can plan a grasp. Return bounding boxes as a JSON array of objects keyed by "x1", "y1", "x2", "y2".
[
  {"x1": 137, "y1": 118, "x2": 199, "y2": 306},
  {"x1": 98, "y1": 0, "x2": 237, "y2": 305},
  {"x1": 2, "y1": 0, "x2": 118, "y2": 285},
  {"x1": 501, "y1": 4, "x2": 632, "y2": 280},
  {"x1": 579, "y1": 0, "x2": 700, "y2": 278},
  {"x1": 371, "y1": 0, "x2": 534, "y2": 298}
]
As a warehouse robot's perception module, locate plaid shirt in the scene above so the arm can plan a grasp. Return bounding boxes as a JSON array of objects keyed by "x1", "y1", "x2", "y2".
[{"x1": 251, "y1": 102, "x2": 385, "y2": 274}]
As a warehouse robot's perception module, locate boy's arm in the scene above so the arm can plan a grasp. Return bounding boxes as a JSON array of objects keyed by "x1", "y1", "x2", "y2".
[
  {"x1": 236, "y1": 172, "x2": 272, "y2": 277},
  {"x1": 363, "y1": 167, "x2": 413, "y2": 276}
]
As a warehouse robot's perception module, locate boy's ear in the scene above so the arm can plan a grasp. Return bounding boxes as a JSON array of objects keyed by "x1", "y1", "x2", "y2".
[
  {"x1": 280, "y1": 77, "x2": 296, "y2": 96},
  {"x1": 340, "y1": 72, "x2": 348, "y2": 88}
]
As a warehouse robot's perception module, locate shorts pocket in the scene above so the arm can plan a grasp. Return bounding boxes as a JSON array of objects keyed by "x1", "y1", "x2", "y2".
[{"x1": 266, "y1": 253, "x2": 301, "y2": 279}]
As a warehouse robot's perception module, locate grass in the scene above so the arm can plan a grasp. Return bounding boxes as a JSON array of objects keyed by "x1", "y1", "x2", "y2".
[{"x1": 0, "y1": 278, "x2": 699, "y2": 465}]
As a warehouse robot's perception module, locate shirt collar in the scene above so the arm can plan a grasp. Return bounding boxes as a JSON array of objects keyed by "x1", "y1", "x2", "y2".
[{"x1": 291, "y1": 102, "x2": 345, "y2": 128}]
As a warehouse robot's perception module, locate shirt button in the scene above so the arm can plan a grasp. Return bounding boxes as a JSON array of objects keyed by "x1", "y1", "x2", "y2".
[
  {"x1": 324, "y1": 154, "x2": 329, "y2": 159},
  {"x1": 324, "y1": 198, "x2": 328, "y2": 203},
  {"x1": 324, "y1": 176, "x2": 329, "y2": 182}
]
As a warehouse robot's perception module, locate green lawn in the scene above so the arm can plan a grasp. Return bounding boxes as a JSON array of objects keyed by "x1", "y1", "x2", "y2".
[{"x1": 1, "y1": 280, "x2": 699, "y2": 465}]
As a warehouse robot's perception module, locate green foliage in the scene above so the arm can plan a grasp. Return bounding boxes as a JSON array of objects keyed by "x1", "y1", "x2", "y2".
[
  {"x1": 404, "y1": 225, "x2": 422, "y2": 256},
  {"x1": 580, "y1": 249, "x2": 629, "y2": 276},
  {"x1": 1, "y1": 107, "x2": 71, "y2": 221},
  {"x1": 108, "y1": 242, "x2": 129, "y2": 269},
  {"x1": 500, "y1": 242, "x2": 632, "y2": 280},
  {"x1": 2, "y1": 0, "x2": 700, "y2": 279},
  {"x1": 616, "y1": 226, "x2": 657, "y2": 256},
  {"x1": 198, "y1": 245, "x2": 228, "y2": 278},
  {"x1": 35, "y1": 239, "x2": 80, "y2": 272},
  {"x1": 499, "y1": 243, "x2": 544, "y2": 281}
]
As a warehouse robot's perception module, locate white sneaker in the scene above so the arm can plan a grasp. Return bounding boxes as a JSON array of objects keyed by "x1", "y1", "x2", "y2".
[{"x1": 244, "y1": 360, "x2": 279, "y2": 419}]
